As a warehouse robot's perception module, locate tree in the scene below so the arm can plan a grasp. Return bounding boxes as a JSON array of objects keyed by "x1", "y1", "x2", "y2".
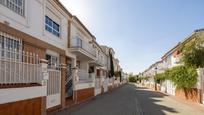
[
  {"x1": 129, "y1": 77, "x2": 136, "y2": 82},
  {"x1": 109, "y1": 50, "x2": 115, "y2": 78},
  {"x1": 154, "y1": 73, "x2": 166, "y2": 84},
  {"x1": 181, "y1": 37, "x2": 204, "y2": 68}
]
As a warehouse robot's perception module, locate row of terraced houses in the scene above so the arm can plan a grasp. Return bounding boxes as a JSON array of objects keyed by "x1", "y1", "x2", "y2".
[
  {"x1": 140, "y1": 29, "x2": 204, "y2": 105},
  {"x1": 0, "y1": 0, "x2": 128, "y2": 115}
]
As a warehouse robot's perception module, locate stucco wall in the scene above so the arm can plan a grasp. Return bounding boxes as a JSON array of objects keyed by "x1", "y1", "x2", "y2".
[{"x1": 0, "y1": 0, "x2": 69, "y2": 51}]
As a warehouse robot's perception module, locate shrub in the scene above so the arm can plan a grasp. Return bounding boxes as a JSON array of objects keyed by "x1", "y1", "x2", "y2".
[
  {"x1": 138, "y1": 76, "x2": 149, "y2": 81},
  {"x1": 168, "y1": 66, "x2": 197, "y2": 89},
  {"x1": 114, "y1": 71, "x2": 121, "y2": 77},
  {"x1": 129, "y1": 77, "x2": 136, "y2": 82},
  {"x1": 154, "y1": 73, "x2": 166, "y2": 83},
  {"x1": 155, "y1": 66, "x2": 198, "y2": 89}
]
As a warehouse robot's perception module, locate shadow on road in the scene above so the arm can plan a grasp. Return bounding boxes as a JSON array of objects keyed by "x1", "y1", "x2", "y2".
[
  {"x1": 52, "y1": 84, "x2": 179, "y2": 115},
  {"x1": 130, "y1": 84, "x2": 178, "y2": 115}
]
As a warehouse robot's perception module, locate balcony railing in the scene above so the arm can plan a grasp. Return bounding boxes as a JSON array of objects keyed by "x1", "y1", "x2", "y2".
[
  {"x1": 96, "y1": 55, "x2": 103, "y2": 65},
  {"x1": 77, "y1": 69, "x2": 93, "y2": 83},
  {"x1": 95, "y1": 53, "x2": 106, "y2": 66},
  {"x1": 71, "y1": 37, "x2": 96, "y2": 57}
]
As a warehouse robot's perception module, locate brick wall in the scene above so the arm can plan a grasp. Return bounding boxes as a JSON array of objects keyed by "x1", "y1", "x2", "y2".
[
  {"x1": 0, "y1": 96, "x2": 45, "y2": 115},
  {"x1": 74, "y1": 87, "x2": 94, "y2": 102},
  {"x1": 23, "y1": 43, "x2": 46, "y2": 59},
  {"x1": 175, "y1": 88, "x2": 201, "y2": 103}
]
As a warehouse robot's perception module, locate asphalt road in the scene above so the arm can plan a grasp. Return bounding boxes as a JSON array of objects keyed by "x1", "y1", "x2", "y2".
[{"x1": 53, "y1": 84, "x2": 204, "y2": 115}]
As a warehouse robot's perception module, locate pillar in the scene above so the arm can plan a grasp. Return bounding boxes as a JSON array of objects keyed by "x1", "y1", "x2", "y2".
[
  {"x1": 197, "y1": 68, "x2": 204, "y2": 103},
  {"x1": 60, "y1": 55, "x2": 66, "y2": 109},
  {"x1": 71, "y1": 58, "x2": 78, "y2": 102},
  {"x1": 40, "y1": 59, "x2": 48, "y2": 115}
]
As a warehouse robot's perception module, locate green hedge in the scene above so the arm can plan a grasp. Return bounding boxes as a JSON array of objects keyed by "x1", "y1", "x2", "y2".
[
  {"x1": 129, "y1": 76, "x2": 149, "y2": 82},
  {"x1": 168, "y1": 66, "x2": 197, "y2": 89},
  {"x1": 129, "y1": 77, "x2": 137, "y2": 82},
  {"x1": 139, "y1": 76, "x2": 149, "y2": 80},
  {"x1": 154, "y1": 66, "x2": 197, "y2": 89},
  {"x1": 154, "y1": 73, "x2": 166, "y2": 83}
]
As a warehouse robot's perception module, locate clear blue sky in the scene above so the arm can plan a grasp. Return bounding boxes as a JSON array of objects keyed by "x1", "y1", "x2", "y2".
[{"x1": 60, "y1": 0, "x2": 204, "y2": 74}]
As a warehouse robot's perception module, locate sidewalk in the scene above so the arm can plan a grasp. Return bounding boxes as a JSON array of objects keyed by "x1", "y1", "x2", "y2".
[{"x1": 135, "y1": 83, "x2": 204, "y2": 114}]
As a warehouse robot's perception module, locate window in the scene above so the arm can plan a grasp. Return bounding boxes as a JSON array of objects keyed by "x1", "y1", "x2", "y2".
[
  {"x1": 46, "y1": 54, "x2": 59, "y2": 70},
  {"x1": 0, "y1": 0, "x2": 25, "y2": 16},
  {"x1": 0, "y1": 32, "x2": 22, "y2": 59},
  {"x1": 74, "y1": 36, "x2": 82, "y2": 47},
  {"x1": 45, "y1": 16, "x2": 60, "y2": 37}
]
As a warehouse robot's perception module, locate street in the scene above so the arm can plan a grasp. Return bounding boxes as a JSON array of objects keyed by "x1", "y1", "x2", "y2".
[{"x1": 53, "y1": 84, "x2": 204, "y2": 115}]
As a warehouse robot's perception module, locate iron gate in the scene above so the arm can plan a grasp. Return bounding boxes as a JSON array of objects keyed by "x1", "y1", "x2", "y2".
[{"x1": 46, "y1": 69, "x2": 61, "y2": 109}]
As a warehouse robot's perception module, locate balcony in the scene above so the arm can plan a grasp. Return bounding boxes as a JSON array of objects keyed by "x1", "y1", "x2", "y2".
[
  {"x1": 70, "y1": 37, "x2": 96, "y2": 61},
  {"x1": 90, "y1": 53, "x2": 106, "y2": 67}
]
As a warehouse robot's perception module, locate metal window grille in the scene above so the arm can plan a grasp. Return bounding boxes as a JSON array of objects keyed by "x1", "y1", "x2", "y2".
[
  {"x1": 0, "y1": 31, "x2": 42, "y2": 84},
  {"x1": 0, "y1": 0, "x2": 25, "y2": 16}
]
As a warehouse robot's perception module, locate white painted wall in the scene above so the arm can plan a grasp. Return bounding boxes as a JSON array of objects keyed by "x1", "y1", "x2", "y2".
[
  {"x1": 70, "y1": 22, "x2": 92, "y2": 43},
  {"x1": 46, "y1": 93, "x2": 61, "y2": 109},
  {"x1": 0, "y1": 0, "x2": 70, "y2": 50},
  {"x1": 94, "y1": 88, "x2": 101, "y2": 96},
  {"x1": 166, "y1": 80, "x2": 176, "y2": 95},
  {"x1": 171, "y1": 55, "x2": 177, "y2": 67},
  {"x1": 196, "y1": 68, "x2": 204, "y2": 104},
  {"x1": 103, "y1": 78, "x2": 108, "y2": 92},
  {"x1": 0, "y1": 86, "x2": 46, "y2": 104},
  {"x1": 75, "y1": 82, "x2": 94, "y2": 90},
  {"x1": 80, "y1": 60, "x2": 89, "y2": 72}
]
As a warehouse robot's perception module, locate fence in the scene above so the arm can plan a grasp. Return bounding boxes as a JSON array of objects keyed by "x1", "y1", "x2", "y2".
[
  {"x1": 65, "y1": 64, "x2": 73, "y2": 97},
  {"x1": 109, "y1": 77, "x2": 113, "y2": 85},
  {"x1": 0, "y1": 44, "x2": 42, "y2": 85},
  {"x1": 95, "y1": 78, "x2": 100, "y2": 89},
  {"x1": 103, "y1": 78, "x2": 108, "y2": 92}
]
